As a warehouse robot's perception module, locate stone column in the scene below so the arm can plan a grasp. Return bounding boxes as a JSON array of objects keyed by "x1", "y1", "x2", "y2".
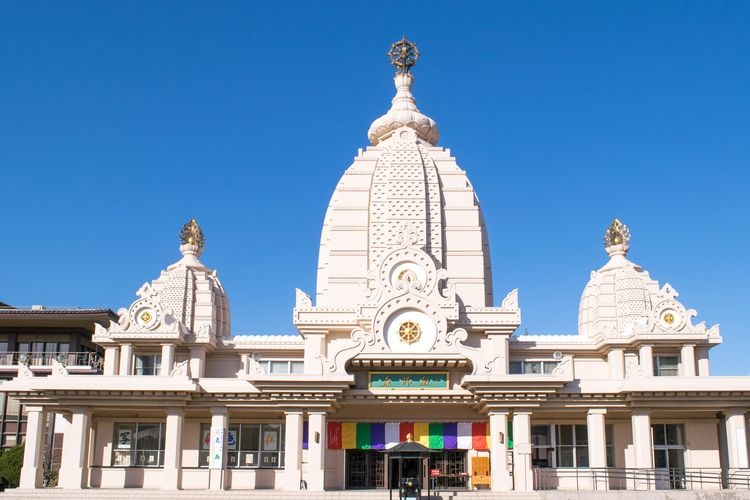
[
  {"x1": 58, "y1": 407, "x2": 91, "y2": 489},
  {"x1": 631, "y1": 410, "x2": 653, "y2": 490},
  {"x1": 489, "y1": 411, "x2": 511, "y2": 491},
  {"x1": 638, "y1": 345, "x2": 653, "y2": 376},
  {"x1": 103, "y1": 346, "x2": 119, "y2": 375},
  {"x1": 162, "y1": 408, "x2": 184, "y2": 489},
  {"x1": 725, "y1": 409, "x2": 749, "y2": 469},
  {"x1": 19, "y1": 406, "x2": 45, "y2": 489},
  {"x1": 284, "y1": 410, "x2": 304, "y2": 490},
  {"x1": 587, "y1": 409, "x2": 608, "y2": 490},
  {"x1": 697, "y1": 348, "x2": 711, "y2": 376},
  {"x1": 307, "y1": 411, "x2": 326, "y2": 491},
  {"x1": 512, "y1": 411, "x2": 533, "y2": 492},
  {"x1": 119, "y1": 343, "x2": 133, "y2": 375},
  {"x1": 607, "y1": 348, "x2": 625, "y2": 380},
  {"x1": 209, "y1": 407, "x2": 228, "y2": 490},
  {"x1": 680, "y1": 344, "x2": 696, "y2": 377},
  {"x1": 161, "y1": 344, "x2": 175, "y2": 376},
  {"x1": 189, "y1": 347, "x2": 206, "y2": 378}
]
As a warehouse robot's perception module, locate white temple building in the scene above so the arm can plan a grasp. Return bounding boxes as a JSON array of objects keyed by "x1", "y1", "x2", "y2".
[{"x1": 2, "y1": 38, "x2": 749, "y2": 495}]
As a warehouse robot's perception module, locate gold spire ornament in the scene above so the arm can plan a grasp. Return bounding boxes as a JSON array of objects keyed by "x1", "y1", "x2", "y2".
[
  {"x1": 388, "y1": 37, "x2": 419, "y2": 75},
  {"x1": 603, "y1": 218, "x2": 630, "y2": 253},
  {"x1": 179, "y1": 218, "x2": 205, "y2": 249}
]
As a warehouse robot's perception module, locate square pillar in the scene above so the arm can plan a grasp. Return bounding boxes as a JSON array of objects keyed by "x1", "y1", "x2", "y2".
[
  {"x1": 607, "y1": 348, "x2": 624, "y2": 380},
  {"x1": 303, "y1": 333, "x2": 326, "y2": 374},
  {"x1": 680, "y1": 344, "x2": 696, "y2": 376},
  {"x1": 119, "y1": 343, "x2": 133, "y2": 375},
  {"x1": 162, "y1": 408, "x2": 184, "y2": 489},
  {"x1": 284, "y1": 410, "x2": 303, "y2": 490},
  {"x1": 306, "y1": 411, "x2": 326, "y2": 491},
  {"x1": 161, "y1": 344, "x2": 175, "y2": 376},
  {"x1": 58, "y1": 407, "x2": 91, "y2": 489},
  {"x1": 697, "y1": 348, "x2": 711, "y2": 376},
  {"x1": 725, "y1": 409, "x2": 749, "y2": 469},
  {"x1": 489, "y1": 411, "x2": 511, "y2": 491},
  {"x1": 209, "y1": 407, "x2": 228, "y2": 490},
  {"x1": 631, "y1": 410, "x2": 653, "y2": 490},
  {"x1": 19, "y1": 406, "x2": 46, "y2": 489},
  {"x1": 189, "y1": 347, "x2": 206, "y2": 378},
  {"x1": 638, "y1": 345, "x2": 653, "y2": 376},
  {"x1": 587, "y1": 409, "x2": 608, "y2": 490},
  {"x1": 103, "y1": 346, "x2": 119, "y2": 375},
  {"x1": 512, "y1": 411, "x2": 533, "y2": 491}
]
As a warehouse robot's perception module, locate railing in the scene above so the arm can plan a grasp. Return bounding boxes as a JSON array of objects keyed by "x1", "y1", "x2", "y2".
[
  {"x1": 533, "y1": 467, "x2": 750, "y2": 491},
  {"x1": 0, "y1": 351, "x2": 102, "y2": 369}
]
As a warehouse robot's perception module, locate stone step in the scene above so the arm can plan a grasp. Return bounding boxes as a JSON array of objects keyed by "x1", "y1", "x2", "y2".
[{"x1": 0, "y1": 489, "x2": 541, "y2": 500}]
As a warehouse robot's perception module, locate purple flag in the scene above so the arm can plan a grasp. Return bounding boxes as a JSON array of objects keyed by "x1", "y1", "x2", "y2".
[
  {"x1": 371, "y1": 422, "x2": 386, "y2": 450},
  {"x1": 303, "y1": 421, "x2": 309, "y2": 450},
  {"x1": 443, "y1": 422, "x2": 458, "y2": 449}
]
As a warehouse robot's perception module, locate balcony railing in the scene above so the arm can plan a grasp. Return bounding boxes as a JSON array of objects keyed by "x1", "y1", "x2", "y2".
[
  {"x1": 533, "y1": 467, "x2": 750, "y2": 491},
  {"x1": 0, "y1": 351, "x2": 102, "y2": 370}
]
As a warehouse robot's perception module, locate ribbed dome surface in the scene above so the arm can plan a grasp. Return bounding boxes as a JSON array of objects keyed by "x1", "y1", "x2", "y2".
[
  {"x1": 578, "y1": 255, "x2": 658, "y2": 338},
  {"x1": 316, "y1": 125, "x2": 492, "y2": 308}
]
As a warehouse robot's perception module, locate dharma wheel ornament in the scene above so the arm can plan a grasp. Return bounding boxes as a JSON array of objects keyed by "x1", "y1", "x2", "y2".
[
  {"x1": 388, "y1": 37, "x2": 419, "y2": 75},
  {"x1": 603, "y1": 218, "x2": 630, "y2": 255}
]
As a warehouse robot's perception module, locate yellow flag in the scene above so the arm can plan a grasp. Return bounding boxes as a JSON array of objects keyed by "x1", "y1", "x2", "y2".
[
  {"x1": 342, "y1": 422, "x2": 357, "y2": 449},
  {"x1": 414, "y1": 422, "x2": 429, "y2": 447}
]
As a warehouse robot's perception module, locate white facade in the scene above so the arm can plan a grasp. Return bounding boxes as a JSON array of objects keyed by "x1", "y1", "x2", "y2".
[{"x1": 2, "y1": 40, "x2": 749, "y2": 494}]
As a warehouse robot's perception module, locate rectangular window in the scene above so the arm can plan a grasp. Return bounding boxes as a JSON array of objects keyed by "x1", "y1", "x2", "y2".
[
  {"x1": 199, "y1": 423, "x2": 284, "y2": 469},
  {"x1": 509, "y1": 360, "x2": 559, "y2": 375},
  {"x1": 531, "y1": 424, "x2": 613, "y2": 468},
  {"x1": 134, "y1": 354, "x2": 161, "y2": 376},
  {"x1": 652, "y1": 424, "x2": 685, "y2": 489},
  {"x1": 654, "y1": 356, "x2": 679, "y2": 377},
  {"x1": 112, "y1": 422, "x2": 165, "y2": 467},
  {"x1": 259, "y1": 360, "x2": 304, "y2": 375}
]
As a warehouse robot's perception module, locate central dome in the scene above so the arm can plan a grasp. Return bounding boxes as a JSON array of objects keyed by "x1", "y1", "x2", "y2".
[{"x1": 315, "y1": 40, "x2": 493, "y2": 309}]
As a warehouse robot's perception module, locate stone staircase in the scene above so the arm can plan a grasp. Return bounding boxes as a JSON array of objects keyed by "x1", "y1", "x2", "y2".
[
  {"x1": 1, "y1": 489, "x2": 749, "y2": 500},
  {"x1": 0, "y1": 489, "x2": 540, "y2": 500}
]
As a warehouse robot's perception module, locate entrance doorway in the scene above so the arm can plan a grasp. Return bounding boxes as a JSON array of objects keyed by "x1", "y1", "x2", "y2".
[{"x1": 346, "y1": 450, "x2": 385, "y2": 489}]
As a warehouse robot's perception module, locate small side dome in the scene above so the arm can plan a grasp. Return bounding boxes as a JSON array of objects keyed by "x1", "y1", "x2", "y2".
[
  {"x1": 367, "y1": 38, "x2": 439, "y2": 146},
  {"x1": 578, "y1": 219, "x2": 654, "y2": 338},
  {"x1": 110, "y1": 218, "x2": 230, "y2": 339}
]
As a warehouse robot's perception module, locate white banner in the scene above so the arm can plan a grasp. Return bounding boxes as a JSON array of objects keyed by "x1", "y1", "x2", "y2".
[{"x1": 209, "y1": 426, "x2": 225, "y2": 470}]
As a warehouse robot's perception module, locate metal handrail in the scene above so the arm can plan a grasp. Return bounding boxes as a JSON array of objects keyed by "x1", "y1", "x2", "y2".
[
  {"x1": 0, "y1": 351, "x2": 102, "y2": 369},
  {"x1": 533, "y1": 466, "x2": 750, "y2": 491}
]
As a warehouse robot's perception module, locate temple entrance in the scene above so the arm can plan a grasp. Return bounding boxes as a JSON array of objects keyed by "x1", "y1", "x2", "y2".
[{"x1": 346, "y1": 450, "x2": 385, "y2": 489}]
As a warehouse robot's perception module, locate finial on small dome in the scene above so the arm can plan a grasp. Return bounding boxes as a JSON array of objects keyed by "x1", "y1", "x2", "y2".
[
  {"x1": 388, "y1": 37, "x2": 419, "y2": 75},
  {"x1": 603, "y1": 218, "x2": 630, "y2": 257},
  {"x1": 179, "y1": 218, "x2": 205, "y2": 260}
]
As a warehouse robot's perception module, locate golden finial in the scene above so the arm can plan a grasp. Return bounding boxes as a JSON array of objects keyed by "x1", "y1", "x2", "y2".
[
  {"x1": 603, "y1": 218, "x2": 630, "y2": 254},
  {"x1": 406, "y1": 432, "x2": 413, "y2": 442},
  {"x1": 388, "y1": 37, "x2": 419, "y2": 75},
  {"x1": 179, "y1": 218, "x2": 205, "y2": 249}
]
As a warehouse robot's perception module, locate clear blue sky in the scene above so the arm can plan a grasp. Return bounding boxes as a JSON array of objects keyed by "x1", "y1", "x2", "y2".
[{"x1": 1, "y1": 2, "x2": 748, "y2": 374}]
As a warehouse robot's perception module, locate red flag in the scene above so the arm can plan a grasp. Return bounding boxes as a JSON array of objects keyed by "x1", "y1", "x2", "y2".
[
  {"x1": 472, "y1": 422, "x2": 488, "y2": 450},
  {"x1": 327, "y1": 422, "x2": 342, "y2": 449},
  {"x1": 400, "y1": 422, "x2": 414, "y2": 442}
]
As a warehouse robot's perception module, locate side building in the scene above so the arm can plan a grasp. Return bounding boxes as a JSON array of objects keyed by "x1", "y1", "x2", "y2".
[
  {"x1": 0, "y1": 302, "x2": 115, "y2": 480},
  {"x1": 1, "y1": 40, "x2": 748, "y2": 493}
]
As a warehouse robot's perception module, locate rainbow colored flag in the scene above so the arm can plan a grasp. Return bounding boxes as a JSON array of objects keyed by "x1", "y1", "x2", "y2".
[{"x1": 326, "y1": 421, "x2": 490, "y2": 450}]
